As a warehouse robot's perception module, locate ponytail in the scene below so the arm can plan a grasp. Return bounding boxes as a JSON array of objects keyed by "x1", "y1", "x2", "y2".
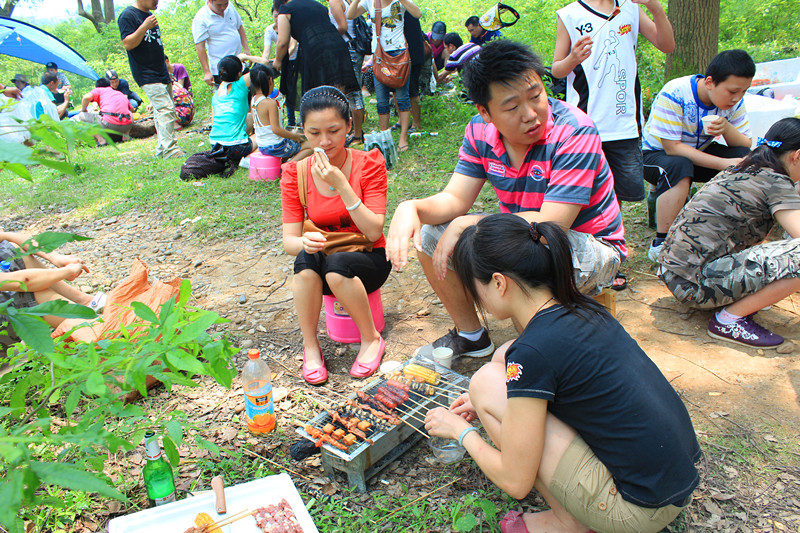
[
  {"x1": 732, "y1": 117, "x2": 800, "y2": 176},
  {"x1": 452, "y1": 214, "x2": 604, "y2": 320}
]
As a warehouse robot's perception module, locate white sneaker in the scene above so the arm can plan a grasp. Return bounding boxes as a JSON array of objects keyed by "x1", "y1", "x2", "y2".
[
  {"x1": 89, "y1": 292, "x2": 107, "y2": 314},
  {"x1": 647, "y1": 240, "x2": 663, "y2": 263},
  {"x1": 240, "y1": 155, "x2": 250, "y2": 169}
]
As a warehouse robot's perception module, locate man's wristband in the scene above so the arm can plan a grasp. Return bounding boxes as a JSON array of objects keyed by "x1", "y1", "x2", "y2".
[{"x1": 458, "y1": 426, "x2": 479, "y2": 447}]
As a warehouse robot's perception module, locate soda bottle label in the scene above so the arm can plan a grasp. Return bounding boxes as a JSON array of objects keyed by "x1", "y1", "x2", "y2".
[
  {"x1": 153, "y1": 492, "x2": 176, "y2": 506},
  {"x1": 244, "y1": 380, "x2": 275, "y2": 433}
]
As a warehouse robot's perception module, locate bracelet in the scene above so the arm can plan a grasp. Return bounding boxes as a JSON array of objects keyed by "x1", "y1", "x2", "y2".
[
  {"x1": 345, "y1": 199, "x2": 362, "y2": 212},
  {"x1": 458, "y1": 426, "x2": 479, "y2": 447}
]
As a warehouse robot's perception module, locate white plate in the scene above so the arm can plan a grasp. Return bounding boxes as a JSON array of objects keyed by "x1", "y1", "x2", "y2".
[{"x1": 109, "y1": 473, "x2": 318, "y2": 533}]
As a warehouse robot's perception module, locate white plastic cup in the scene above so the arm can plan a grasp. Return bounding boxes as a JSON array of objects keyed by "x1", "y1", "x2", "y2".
[
  {"x1": 701, "y1": 114, "x2": 719, "y2": 135},
  {"x1": 432, "y1": 347, "x2": 454, "y2": 369}
]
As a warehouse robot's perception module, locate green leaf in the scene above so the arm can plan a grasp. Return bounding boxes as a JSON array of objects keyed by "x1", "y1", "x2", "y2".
[
  {"x1": 0, "y1": 470, "x2": 25, "y2": 533},
  {"x1": 7, "y1": 313, "x2": 54, "y2": 354},
  {"x1": 0, "y1": 443, "x2": 24, "y2": 463},
  {"x1": 30, "y1": 156, "x2": 76, "y2": 176},
  {"x1": 85, "y1": 372, "x2": 107, "y2": 397},
  {"x1": 22, "y1": 300, "x2": 96, "y2": 320},
  {"x1": 454, "y1": 513, "x2": 478, "y2": 532},
  {"x1": 2, "y1": 162, "x2": 32, "y2": 181},
  {"x1": 178, "y1": 279, "x2": 192, "y2": 304},
  {"x1": 173, "y1": 312, "x2": 220, "y2": 344},
  {"x1": 0, "y1": 406, "x2": 13, "y2": 416},
  {"x1": 10, "y1": 376, "x2": 31, "y2": 410},
  {"x1": 164, "y1": 348, "x2": 206, "y2": 375},
  {"x1": 165, "y1": 420, "x2": 183, "y2": 445},
  {"x1": 64, "y1": 387, "x2": 82, "y2": 417},
  {"x1": 196, "y1": 437, "x2": 220, "y2": 457},
  {"x1": 29, "y1": 461, "x2": 127, "y2": 501},
  {"x1": 162, "y1": 435, "x2": 180, "y2": 467},
  {"x1": 13, "y1": 231, "x2": 92, "y2": 259},
  {"x1": 0, "y1": 138, "x2": 34, "y2": 164},
  {"x1": 131, "y1": 302, "x2": 159, "y2": 323},
  {"x1": 476, "y1": 498, "x2": 497, "y2": 521}
]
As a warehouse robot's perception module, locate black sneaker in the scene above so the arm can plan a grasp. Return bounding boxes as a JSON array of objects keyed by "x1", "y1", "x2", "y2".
[{"x1": 417, "y1": 328, "x2": 495, "y2": 359}]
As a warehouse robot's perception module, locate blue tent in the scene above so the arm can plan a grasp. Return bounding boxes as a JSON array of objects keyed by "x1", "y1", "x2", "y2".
[{"x1": 0, "y1": 16, "x2": 99, "y2": 80}]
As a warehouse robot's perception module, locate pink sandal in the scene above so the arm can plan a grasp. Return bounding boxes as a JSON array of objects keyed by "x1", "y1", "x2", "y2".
[{"x1": 302, "y1": 349, "x2": 328, "y2": 385}]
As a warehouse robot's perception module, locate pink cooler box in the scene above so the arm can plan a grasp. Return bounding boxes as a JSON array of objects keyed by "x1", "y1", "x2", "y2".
[
  {"x1": 249, "y1": 151, "x2": 281, "y2": 181},
  {"x1": 323, "y1": 289, "x2": 384, "y2": 343}
]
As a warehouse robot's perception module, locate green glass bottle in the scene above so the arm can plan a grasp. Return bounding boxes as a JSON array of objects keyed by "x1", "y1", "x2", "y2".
[{"x1": 142, "y1": 430, "x2": 176, "y2": 507}]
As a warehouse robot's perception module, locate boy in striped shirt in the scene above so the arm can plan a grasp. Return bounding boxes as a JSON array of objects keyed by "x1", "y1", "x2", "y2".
[
  {"x1": 643, "y1": 49, "x2": 754, "y2": 262},
  {"x1": 387, "y1": 40, "x2": 625, "y2": 359}
]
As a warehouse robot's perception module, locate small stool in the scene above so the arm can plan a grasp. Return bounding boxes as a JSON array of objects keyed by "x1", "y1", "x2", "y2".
[
  {"x1": 323, "y1": 289, "x2": 384, "y2": 343},
  {"x1": 248, "y1": 151, "x2": 281, "y2": 181},
  {"x1": 592, "y1": 288, "x2": 617, "y2": 317}
]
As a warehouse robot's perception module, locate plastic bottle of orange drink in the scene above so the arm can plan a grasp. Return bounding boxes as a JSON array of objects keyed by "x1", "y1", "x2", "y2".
[{"x1": 242, "y1": 349, "x2": 275, "y2": 433}]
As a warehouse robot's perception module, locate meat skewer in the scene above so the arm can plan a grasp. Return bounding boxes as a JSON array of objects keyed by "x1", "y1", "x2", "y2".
[
  {"x1": 327, "y1": 410, "x2": 374, "y2": 444},
  {"x1": 298, "y1": 423, "x2": 350, "y2": 451},
  {"x1": 357, "y1": 390, "x2": 397, "y2": 415}
]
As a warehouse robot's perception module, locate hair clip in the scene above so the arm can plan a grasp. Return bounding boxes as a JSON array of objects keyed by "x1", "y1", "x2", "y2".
[
  {"x1": 529, "y1": 221, "x2": 541, "y2": 242},
  {"x1": 757, "y1": 137, "x2": 783, "y2": 149}
]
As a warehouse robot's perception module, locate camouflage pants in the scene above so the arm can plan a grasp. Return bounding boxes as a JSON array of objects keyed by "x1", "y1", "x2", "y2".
[
  {"x1": 660, "y1": 239, "x2": 800, "y2": 309},
  {"x1": 420, "y1": 221, "x2": 621, "y2": 296}
]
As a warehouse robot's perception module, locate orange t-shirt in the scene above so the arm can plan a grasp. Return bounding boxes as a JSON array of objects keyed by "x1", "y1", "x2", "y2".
[{"x1": 281, "y1": 148, "x2": 388, "y2": 248}]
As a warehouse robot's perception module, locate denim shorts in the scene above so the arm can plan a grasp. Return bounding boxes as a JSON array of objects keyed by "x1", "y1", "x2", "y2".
[
  {"x1": 260, "y1": 138, "x2": 302, "y2": 159},
  {"x1": 419, "y1": 220, "x2": 620, "y2": 295},
  {"x1": 602, "y1": 138, "x2": 644, "y2": 202}
]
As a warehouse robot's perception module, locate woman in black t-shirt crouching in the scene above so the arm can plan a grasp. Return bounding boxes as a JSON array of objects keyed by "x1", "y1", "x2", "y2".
[{"x1": 424, "y1": 214, "x2": 701, "y2": 533}]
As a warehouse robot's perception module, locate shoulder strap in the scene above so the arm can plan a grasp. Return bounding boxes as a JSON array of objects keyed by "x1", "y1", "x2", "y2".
[
  {"x1": 374, "y1": 0, "x2": 381, "y2": 36},
  {"x1": 297, "y1": 158, "x2": 309, "y2": 208}
]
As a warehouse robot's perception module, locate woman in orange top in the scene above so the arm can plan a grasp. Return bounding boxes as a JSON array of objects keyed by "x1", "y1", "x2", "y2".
[{"x1": 281, "y1": 86, "x2": 391, "y2": 384}]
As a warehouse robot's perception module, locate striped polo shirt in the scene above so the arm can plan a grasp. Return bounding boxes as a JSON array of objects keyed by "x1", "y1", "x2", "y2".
[
  {"x1": 643, "y1": 75, "x2": 751, "y2": 152},
  {"x1": 454, "y1": 98, "x2": 627, "y2": 257}
]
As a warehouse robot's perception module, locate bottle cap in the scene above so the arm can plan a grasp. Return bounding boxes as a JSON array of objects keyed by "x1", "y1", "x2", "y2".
[
  {"x1": 247, "y1": 348, "x2": 260, "y2": 360},
  {"x1": 0, "y1": 261, "x2": 11, "y2": 271}
]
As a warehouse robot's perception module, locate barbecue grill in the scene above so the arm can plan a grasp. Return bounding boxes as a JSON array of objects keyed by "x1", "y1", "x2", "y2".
[{"x1": 295, "y1": 356, "x2": 470, "y2": 492}]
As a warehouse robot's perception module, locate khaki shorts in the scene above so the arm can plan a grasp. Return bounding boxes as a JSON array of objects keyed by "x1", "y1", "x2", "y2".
[
  {"x1": 549, "y1": 435, "x2": 688, "y2": 533},
  {"x1": 420, "y1": 220, "x2": 620, "y2": 295}
]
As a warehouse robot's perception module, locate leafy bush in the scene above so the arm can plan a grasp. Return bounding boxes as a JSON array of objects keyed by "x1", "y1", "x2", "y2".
[{"x1": 0, "y1": 235, "x2": 238, "y2": 533}]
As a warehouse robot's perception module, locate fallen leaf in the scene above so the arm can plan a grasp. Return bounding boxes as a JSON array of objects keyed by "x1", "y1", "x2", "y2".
[
  {"x1": 763, "y1": 434, "x2": 779, "y2": 443},
  {"x1": 273, "y1": 387, "x2": 289, "y2": 403},
  {"x1": 218, "y1": 427, "x2": 238, "y2": 441},
  {"x1": 709, "y1": 411, "x2": 729, "y2": 418},
  {"x1": 108, "y1": 501, "x2": 121, "y2": 514},
  {"x1": 321, "y1": 483, "x2": 338, "y2": 496},
  {"x1": 711, "y1": 492, "x2": 736, "y2": 501},
  {"x1": 129, "y1": 452, "x2": 143, "y2": 465},
  {"x1": 280, "y1": 400, "x2": 292, "y2": 411},
  {"x1": 708, "y1": 391, "x2": 723, "y2": 396}
]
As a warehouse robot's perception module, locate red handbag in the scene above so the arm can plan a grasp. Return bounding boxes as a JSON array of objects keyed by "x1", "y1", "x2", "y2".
[{"x1": 372, "y1": 0, "x2": 410, "y2": 89}]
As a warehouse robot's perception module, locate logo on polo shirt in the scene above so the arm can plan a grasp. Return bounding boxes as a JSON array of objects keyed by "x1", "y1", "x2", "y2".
[
  {"x1": 529, "y1": 164, "x2": 544, "y2": 181},
  {"x1": 487, "y1": 161, "x2": 505, "y2": 177},
  {"x1": 619, "y1": 24, "x2": 632, "y2": 35}
]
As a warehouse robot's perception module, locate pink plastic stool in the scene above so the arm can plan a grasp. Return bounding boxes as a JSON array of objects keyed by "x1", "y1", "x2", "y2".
[
  {"x1": 323, "y1": 289, "x2": 384, "y2": 343},
  {"x1": 248, "y1": 151, "x2": 281, "y2": 181}
]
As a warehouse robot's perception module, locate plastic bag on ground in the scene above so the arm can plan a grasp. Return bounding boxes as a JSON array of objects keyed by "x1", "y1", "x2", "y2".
[{"x1": 364, "y1": 129, "x2": 397, "y2": 169}]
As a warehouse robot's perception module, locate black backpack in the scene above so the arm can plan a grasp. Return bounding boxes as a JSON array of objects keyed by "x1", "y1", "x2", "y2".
[{"x1": 345, "y1": 0, "x2": 372, "y2": 56}]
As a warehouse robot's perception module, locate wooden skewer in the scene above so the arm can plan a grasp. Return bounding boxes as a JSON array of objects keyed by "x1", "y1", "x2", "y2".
[
  {"x1": 405, "y1": 394, "x2": 449, "y2": 410},
  {"x1": 204, "y1": 508, "x2": 252, "y2": 531},
  {"x1": 395, "y1": 405, "x2": 427, "y2": 424},
  {"x1": 394, "y1": 412, "x2": 430, "y2": 439},
  {"x1": 591, "y1": 0, "x2": 626, "y2": 37}
]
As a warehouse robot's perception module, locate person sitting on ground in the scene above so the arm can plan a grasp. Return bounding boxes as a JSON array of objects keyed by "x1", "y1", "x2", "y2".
[
  {"x1": 10, "y1": 74, "x2": 32, "y2": 97},
  {"x1": 643, "y1": 49, "x2": 755, "y2": 262},
  {"x1": 40, "y1": 72, "x2": 71, "y2": 119},
  {"x1": 424, "y1": 214, "x2": 700, "y2": 533},
  {"x1": 44, "y1": 62, "x2": 71, "y2": 91},
  {"x1": 105, "y1": 70, "x2": 143, "y2": 112},
  {"x1": 659, "y1": 118, "x2": 800, "y2": 349},
  {"x1": 465, "y1": 15, "x2": 500, "y2": 45},
  {"x1": 386, "y1": 40, "x2": 625, "y2": 359},
  {"x1": 1, "y1": 230, "x2": 103, "y2": 347},
  {"x1": 427, "y1": 21, "x2": 447, "y2": 73},
  {"x1": 281, "y1": 86, "x2": 391, "y2": 384},
  {"x1": 441, "y1": 33, "x2": 480, "y2": 81},
  {"x1": 239, "y1": 59, "x2": 311, "y2": 161},
  {"x1": 165, "y1": 56, "x2": 194, "y2": 128},
  {"x1": 165, "y1": 55, "x2": 192, "y2": 95},
  {"x1": 74, "y1": 78, "x2": 134, "y2": 145}
]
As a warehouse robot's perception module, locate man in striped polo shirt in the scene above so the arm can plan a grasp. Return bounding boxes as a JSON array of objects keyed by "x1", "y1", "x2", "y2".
[{"x1": 387, "y1": 40, "x2": 625, "y2": 358}]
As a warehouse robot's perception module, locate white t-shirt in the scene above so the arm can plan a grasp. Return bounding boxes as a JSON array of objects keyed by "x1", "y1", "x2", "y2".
[
  {"x1": 358, "y1": 0, "x2": 407, "y2": 52},
  {"x1": 329, "y1": 0, "x2": 355, "y2": 43},
  {"x1": 192, "y1": 4, "x2": 244, "y2": 75},
  {"x1": 557, "y1": 1, "x2": 642, "y2": 142}
]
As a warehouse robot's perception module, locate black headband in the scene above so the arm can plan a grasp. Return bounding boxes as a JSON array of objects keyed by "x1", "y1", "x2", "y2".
[{"x1": 529, "y1": 222, "x2": 541, "y2": 242}]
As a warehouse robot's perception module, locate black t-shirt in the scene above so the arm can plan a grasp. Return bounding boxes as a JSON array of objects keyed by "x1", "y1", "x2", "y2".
[
  {"x1": 118, "y1": 6, "x2": 170, "y2": 87},
  {"x1": 279, "y1": 0, "x2": 331, "y2": 42},
  {"x1": 403, "y1": 13, "x2": 425, "y2": 65},
  {"x1": 505, "y1": 305, "x2": 701, "y2": 508}
]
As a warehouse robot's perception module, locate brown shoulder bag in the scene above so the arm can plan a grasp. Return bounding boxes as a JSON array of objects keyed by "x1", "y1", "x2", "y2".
[{"x1": 372, "y1": 0, "x2": 411, "y2": 89}]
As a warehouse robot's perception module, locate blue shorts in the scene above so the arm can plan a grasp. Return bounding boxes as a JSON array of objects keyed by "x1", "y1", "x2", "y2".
[{"x1": 259, "y1": 138, "x2": 302, "y2": 159}]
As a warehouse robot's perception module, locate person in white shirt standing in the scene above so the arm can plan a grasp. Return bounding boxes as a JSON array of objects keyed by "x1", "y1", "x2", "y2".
[{"x1": 192, "y1": 0, "x2": 251, "y2": 88}]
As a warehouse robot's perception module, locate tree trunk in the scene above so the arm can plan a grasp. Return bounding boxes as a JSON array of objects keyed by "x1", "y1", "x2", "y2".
[
  {"x1": 665, "y1": 0, "x2": 721, "y2": 80},
  {"x1": 0, "y1": 0, "x2": 18, "y2": 17},
  {"x1": 76, "y1": 0, "x2": 113, "y2": 33}
]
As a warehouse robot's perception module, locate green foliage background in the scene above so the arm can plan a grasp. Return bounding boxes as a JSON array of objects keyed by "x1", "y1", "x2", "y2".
[{"x1": 1, "y1": 0, "x2": 799, "y2": 116}]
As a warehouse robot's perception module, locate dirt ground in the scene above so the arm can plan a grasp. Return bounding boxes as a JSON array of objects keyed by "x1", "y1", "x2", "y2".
[{"x1": 5, "y1": 209, "x2": 800, "y2": 532}]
